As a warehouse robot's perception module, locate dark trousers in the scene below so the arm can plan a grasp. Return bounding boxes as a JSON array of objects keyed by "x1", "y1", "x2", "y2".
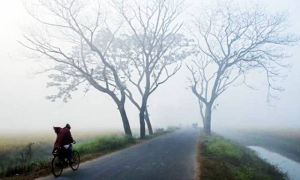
[{"x1": 67, "y1": 144, "x2": 73, "y2": 162}]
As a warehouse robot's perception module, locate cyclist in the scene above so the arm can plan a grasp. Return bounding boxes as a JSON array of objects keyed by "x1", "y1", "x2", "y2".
[{"x1": 53, "y1": 124, "x2": 75, "y2": 163}]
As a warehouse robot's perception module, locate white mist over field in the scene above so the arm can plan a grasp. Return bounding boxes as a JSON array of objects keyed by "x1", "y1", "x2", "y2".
[{"x1": 0, "y1": 0, "x2": 299, "y2": 134}]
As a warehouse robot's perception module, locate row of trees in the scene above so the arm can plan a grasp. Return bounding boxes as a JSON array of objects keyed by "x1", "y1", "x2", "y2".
[{"x1": 22, "y1": 0, "x2": 298, "y2": 137}]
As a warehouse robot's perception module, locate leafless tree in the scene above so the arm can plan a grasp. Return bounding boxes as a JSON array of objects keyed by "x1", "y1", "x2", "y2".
[
  {"x1": 113, "y1": 0, "x2": 190, "y2": 138},
  {"x1": 187, "y1": 1, "x2": 299, "y2": 135},
  {"x1": 21, "y1": 0, "x2": 132, "y2": 136}
]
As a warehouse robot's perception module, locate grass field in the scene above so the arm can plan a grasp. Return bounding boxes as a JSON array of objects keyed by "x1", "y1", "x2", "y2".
[{"x1": 197, "y1": 131, "x2": 288, "y2": 180}]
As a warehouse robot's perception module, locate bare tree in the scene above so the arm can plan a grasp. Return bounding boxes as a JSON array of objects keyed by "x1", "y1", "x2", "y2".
[
  {"x1": 21, "y1": 0, "x2": 132, "y2": 136},
  {"x1": 187, "y1": 1, "x2": 299, "y2": 135},
  {"x1": 113, "y1": 0, "x2": 190, "y2": 138}
]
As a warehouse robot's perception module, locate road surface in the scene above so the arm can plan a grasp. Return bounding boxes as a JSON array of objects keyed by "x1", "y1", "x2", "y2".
[{"x1": 37, "y1": 128, "x2": 199, "y2": 180}]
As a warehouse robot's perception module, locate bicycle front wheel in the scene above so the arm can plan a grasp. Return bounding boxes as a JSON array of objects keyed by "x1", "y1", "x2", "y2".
[
  {"x1": 70, "y1": 150, "x2": 80, "y2": 171},
  {"x1": 52, "y1": 156, "x2": 63, "y2": 177}
]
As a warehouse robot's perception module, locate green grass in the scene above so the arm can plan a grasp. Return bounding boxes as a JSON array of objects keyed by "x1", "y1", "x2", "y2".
[
  {"x1": 206, "y1": 137, "x2": 243, "y2": 160},
  {"x1": 74, "y1": 135, "x2": 135, "y2": 155},
  {"x1": 198, "y1": 133, "x2": 288, "y2": 180}
]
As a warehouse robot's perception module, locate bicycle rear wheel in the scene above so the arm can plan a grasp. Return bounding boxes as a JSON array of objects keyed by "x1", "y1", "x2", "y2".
[
  {"x1": 70, "y1": 150, "x2": 80, "y2": 171},
  {"x1": 52, "y1": 156, "x2": 63, "y2": 177}
]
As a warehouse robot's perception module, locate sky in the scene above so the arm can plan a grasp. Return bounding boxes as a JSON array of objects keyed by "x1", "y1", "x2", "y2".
[{"x1": 0, "y1": 0, "x2": 299, "y2": 133}]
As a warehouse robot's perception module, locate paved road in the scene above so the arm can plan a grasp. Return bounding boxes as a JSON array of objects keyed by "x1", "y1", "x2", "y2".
[{"x1": 37, "y1": 129, "x2": 199, "y2": 180}]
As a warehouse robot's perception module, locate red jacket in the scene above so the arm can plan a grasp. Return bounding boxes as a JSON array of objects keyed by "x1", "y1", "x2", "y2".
[{"x1": 53, "y1": 127, "x2": 74, "y2": 152}]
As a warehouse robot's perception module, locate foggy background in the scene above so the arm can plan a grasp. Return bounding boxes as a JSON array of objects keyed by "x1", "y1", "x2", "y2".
[{"x1": 0, "y1": 0, "x2": 299, "y2": 133}]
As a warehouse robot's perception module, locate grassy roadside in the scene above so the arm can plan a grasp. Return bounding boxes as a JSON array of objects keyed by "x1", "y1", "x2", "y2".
[
  {"x1": 197, "y1": 132, "x2": 288, "y2": 180},
  {"x1": 0, "y1": 128, "x2": 176, "y2": 180},
  {"x1": 218, "y1": 128, "x2": 300, "y2": 164}
]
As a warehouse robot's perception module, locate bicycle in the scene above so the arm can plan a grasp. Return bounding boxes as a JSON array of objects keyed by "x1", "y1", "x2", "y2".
[{"x1": 51, "y1": 142, "x2": 80, "y2": 177}]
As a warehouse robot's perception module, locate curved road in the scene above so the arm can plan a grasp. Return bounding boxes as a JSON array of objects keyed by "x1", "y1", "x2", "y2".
[{"x1": 37, "y1": 129, "x2": 199, "y2": 180}]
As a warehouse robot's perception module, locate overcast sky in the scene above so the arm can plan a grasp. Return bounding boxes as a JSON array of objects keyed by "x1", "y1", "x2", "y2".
[{"x1": 0, "y1": 0, "x2": 299, "y2": 133}]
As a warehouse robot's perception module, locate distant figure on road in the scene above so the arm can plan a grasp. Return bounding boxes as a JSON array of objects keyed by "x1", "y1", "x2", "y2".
[
  {"x1": 52, "y1": 124, "x2": 75, "y2": 162},
  {"x1": 192, "y1": 123, "x2": 198, "y2": 129}
]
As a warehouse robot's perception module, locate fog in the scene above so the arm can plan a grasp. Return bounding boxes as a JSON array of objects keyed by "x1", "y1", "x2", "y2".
[{"x1": 0, "y1": 0, "x2": 299, "y2": 133}]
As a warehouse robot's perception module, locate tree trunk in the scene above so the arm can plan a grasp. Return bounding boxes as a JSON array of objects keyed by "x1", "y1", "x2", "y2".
[
  {"x1": 118, "y1": 104, "x2": 132, "y2": 136},
  {"x1": 197, "y1": 99, "x2": 206, "y2": 132},
  {"x1": 144, "y1": 108, "x2": 153, "y2": 135},
  {"x1": 140, "y1": 58, "x2": 150, "y2": 139},
  {"x1": 139, "y1": 105, "x2": 146, "y2": 139},
  {"x1": 203, "y1": 104, "x2": 212, "y2": 135}
]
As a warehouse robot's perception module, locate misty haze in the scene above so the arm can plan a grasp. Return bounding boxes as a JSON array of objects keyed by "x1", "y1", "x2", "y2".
[{"x1": 0, "y1": 0, "x2": 299, "y2": 179}]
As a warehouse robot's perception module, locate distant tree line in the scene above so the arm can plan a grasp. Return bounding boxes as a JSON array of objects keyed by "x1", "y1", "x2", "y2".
[{"x1": 21, "y1": 0, "x2": 299, "y2": 137}]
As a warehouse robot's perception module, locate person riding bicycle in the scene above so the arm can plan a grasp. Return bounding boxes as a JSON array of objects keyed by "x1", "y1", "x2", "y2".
[{"x1": 52, "y1": 124, "x2": 75, "y2": 163}]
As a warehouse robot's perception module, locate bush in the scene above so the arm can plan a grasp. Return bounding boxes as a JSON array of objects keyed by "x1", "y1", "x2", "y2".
[{"x1": 0, "y1": 143, "x2": 47, "y2": 177}]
